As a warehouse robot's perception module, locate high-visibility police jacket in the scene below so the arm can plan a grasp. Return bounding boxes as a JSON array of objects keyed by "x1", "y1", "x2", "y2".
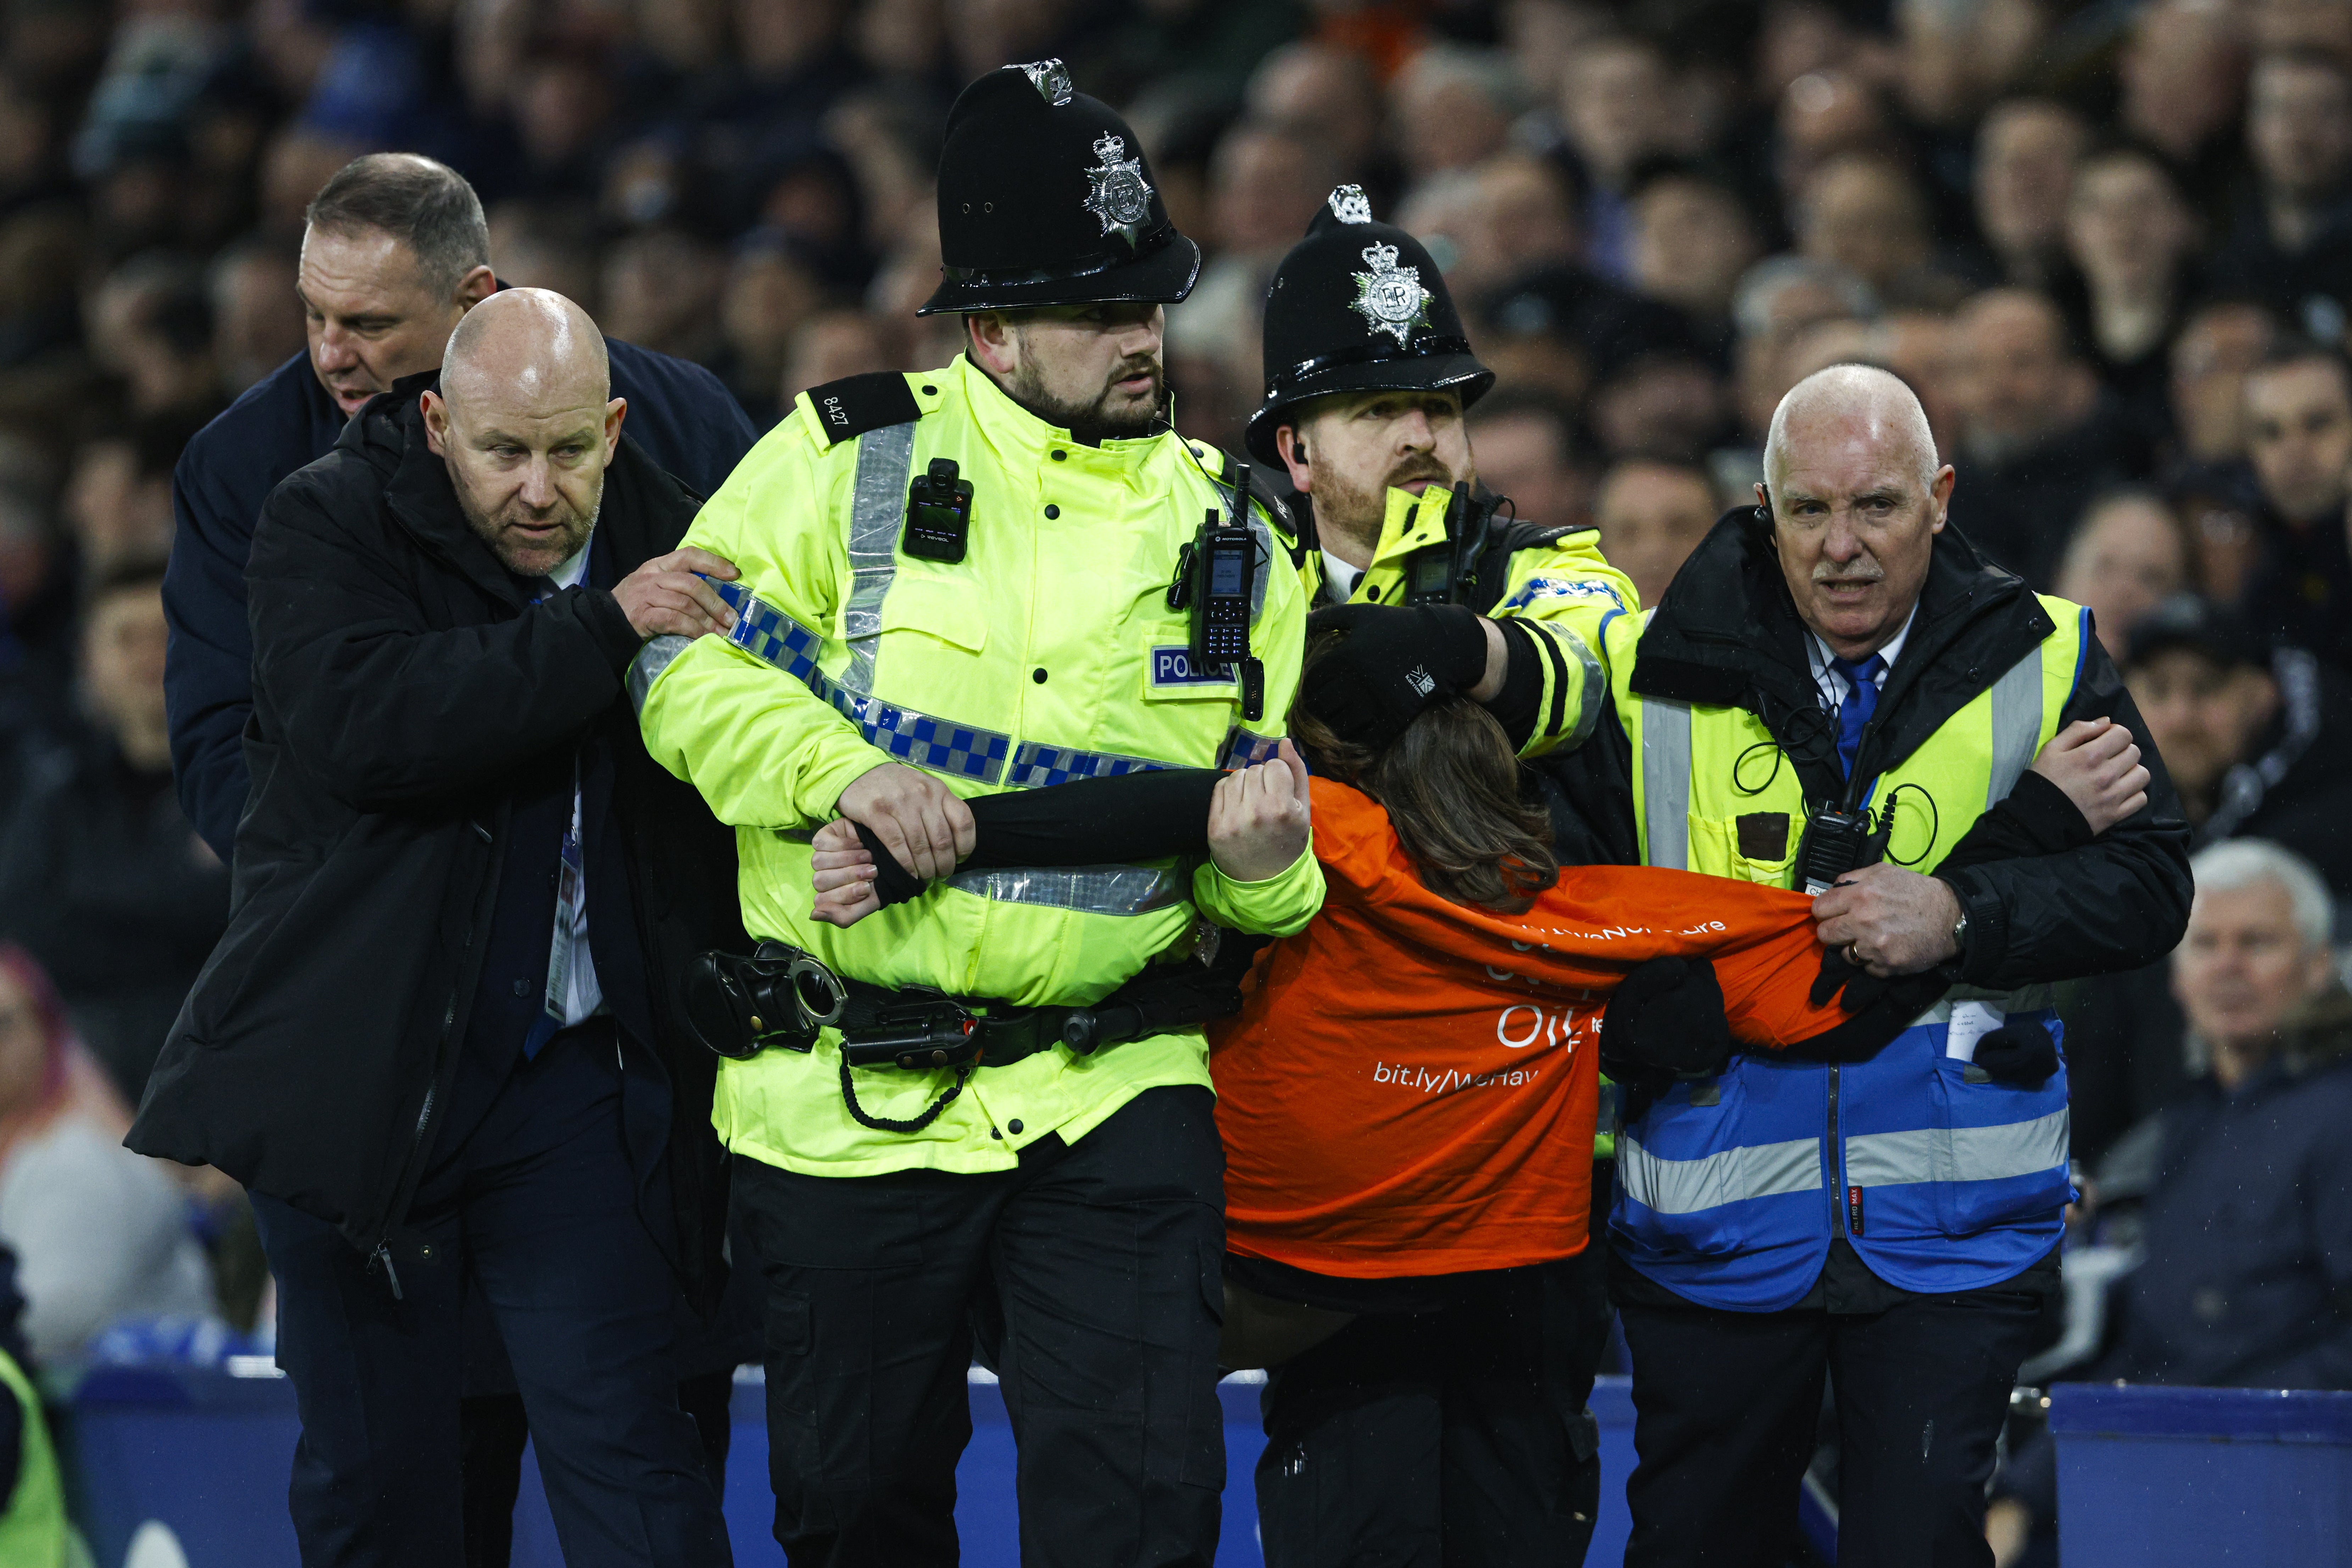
[
  {"x1": 638, "y1": 357, "x2": 1324, "y2": 1177},
  {"x1": 1290, "y1": 483, "x2": 1636, "y2": 762},
  {"x1": 0, "y1": 1349, "x2": 80, "y2": 1568},
  {"x1": 1552, "y1": 514, "x2": 2191, "y2": 1310}
]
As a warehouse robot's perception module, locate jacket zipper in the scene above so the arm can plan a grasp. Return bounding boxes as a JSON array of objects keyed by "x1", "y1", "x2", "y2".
[{"x1": 367, "y1": 983, "x2": 460, "y2": 1301}]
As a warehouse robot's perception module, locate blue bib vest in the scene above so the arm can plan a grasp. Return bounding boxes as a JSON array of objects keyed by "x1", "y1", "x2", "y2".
[{"x1": 1606, "y1": 599, "x2": 2087, "y2": 1311}]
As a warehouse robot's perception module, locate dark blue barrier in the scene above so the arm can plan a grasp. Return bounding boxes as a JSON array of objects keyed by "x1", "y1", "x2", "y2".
[
  {"x1": 69, "y1": 1363, "x2": 1642, "y2": 1566},
  {"x1": 2050, "y1": 1383, "x2": 2352, "y2": 1567}
]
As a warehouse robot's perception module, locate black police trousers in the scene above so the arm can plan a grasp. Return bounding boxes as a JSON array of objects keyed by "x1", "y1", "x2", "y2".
[
  {"x1": 733, "y1": 1084, "x2": 1228, "y2": 1568},
  {"x1": 1617, "y1": 1264, "x2": 2048, "y2": 1568},
  {"x1": 1253, "y1": 1249, "x2": 1609, "y2": 1568},
  {"x1": 251, "y1": 1022, "x2": 731, "y2": 1568}
]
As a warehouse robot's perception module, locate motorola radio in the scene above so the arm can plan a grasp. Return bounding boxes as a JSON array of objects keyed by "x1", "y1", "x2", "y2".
[{"x1": 1168, "y1": 461, "x2": 1265, "y2": 720}]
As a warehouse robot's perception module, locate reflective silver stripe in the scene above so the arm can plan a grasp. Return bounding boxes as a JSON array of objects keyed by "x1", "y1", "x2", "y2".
[
  {"x1": 840, "y1": 420, "x2": 918, "y2": 694},
  {"x1": 1986, "y1": 645, "x2": 2044, "y2": 807},
  {"x1": 1559, "y1": 625, "x2": 1606, "y2": 747},
  {"x1": 1616, "y1": 1132, "x2": 1822, "y2": 1216},
  {"x1": 628, "y1": 634, "x2": 692, "y2": 713},
  {"x1": 1844, "y1": 1107, "x2": 2070, "y2": 1188},
  {"x1": 942, "y1": 864, "x2": 1190, "y2": 916},
  {"x1": 1640, "y1": 697, "x2": 1692, "y2": 870}
]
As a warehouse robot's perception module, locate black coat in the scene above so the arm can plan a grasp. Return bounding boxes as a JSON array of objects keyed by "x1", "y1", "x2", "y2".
[
  {"x1": 1543, "y1": 511, "x2": 2194, "y2": 990},
  {"x1": 163, "y1": 335, "x2": 759, "y2": 860},
  {"x1": 128, "y1": 375, "x2": 746, "y2": 1308}
]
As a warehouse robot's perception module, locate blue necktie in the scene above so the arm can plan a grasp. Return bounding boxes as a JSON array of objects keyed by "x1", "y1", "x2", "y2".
[{"x1": 1830, "y1": 653, "x2": 1886, "y2": 779}]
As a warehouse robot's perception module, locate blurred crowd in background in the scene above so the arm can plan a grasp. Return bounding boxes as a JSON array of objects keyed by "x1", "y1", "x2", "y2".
[{"x1": 1, "y1": 0, "x2": 2351, "y2": 1556}]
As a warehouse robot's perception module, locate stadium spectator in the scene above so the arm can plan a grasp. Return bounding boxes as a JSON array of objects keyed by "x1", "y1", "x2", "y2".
[
  {"x1": 2169, "y1": 299, "x2": 2280, "y2": 465},
  {"x1": 1729, "y1": 255, "x2": 1875, "y2": 460},
  {"x1": 1559, "y1": 32, "x2": 1677, "y2": 280},
  {"x1": 1969, "y1": 99, "x2": 2089, "y2": 289},
  {"x1": 2122, "y1": 593, "x2": 2352, "y2": 901},
  {"x1": 1774, "y1": 68, "x2": 1890, "y2": 208},
  {"x1": 2054, "y1": 489, "x2": 2191, "y2": 660},
  {"x1": 1591, "y1": 455, "x2": 1718, "y2": 607},
  {"x1": 1796, "y1": 154, "x2": 1951, "y2": 309},
  {"x1": 2065, "y1": 144, "x2": 2203, "y2": 455},
  {"x1": 710, "y1": 230, "x2": 825, "y2": 430},
  {"x1": 1464, "y1": 389, "x2": 1590, "y2": 529},
  {"x1": 2236, "y1": 340, "x2": 2352, "y2": 658},
  {"x1": 206, "y1": 236, "x2": 305, "y2": 399},
  {"x1": 1998, "y1": 838, "x2": 2352, "y2": 1563},
  {"x1": 2218, "y1": 50, "x2": 2352, "y2": 335},
  {"x1": 1168, "y1": 121, "x2": 1335, "y2": 394},
  {"x1": 0, "y1": 944, "x2": 211, "y2": 1363},
  {"x1": 0, "y1": 560, "x2": 226, "y2": 1099},
  {"x1": 1447, "y1": 153, "x2": 1583, "y2": 304},
  {"x1": 1626, "y1": 160, "x2": 1763, "y2": 366},
  {"x1": 1944, "y1": 287, "x2": 2143, "y2": 584},
  {"x1": 2117, "y1": 1, "x2": 2251, "y2": 229}
]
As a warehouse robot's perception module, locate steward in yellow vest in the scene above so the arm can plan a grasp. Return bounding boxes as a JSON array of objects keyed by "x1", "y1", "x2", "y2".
[
  {"x1": 1545, "y1": 365, "x2": 2192, "y2": 1564},
  {"x1": 636, "y1": 62, "x2": 1314, "y2": 1562}
]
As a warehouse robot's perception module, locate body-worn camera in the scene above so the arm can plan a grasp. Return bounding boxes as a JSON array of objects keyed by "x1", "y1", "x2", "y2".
[{"x1": 903, "y1": 457, "x2": 973, "y2": 563}]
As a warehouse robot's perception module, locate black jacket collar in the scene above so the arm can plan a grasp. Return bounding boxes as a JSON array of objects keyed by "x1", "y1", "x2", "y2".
[
  {"x1": 1631, "y1": 508, "x2": 2057, "y2": 806},
  {"x1": 341, "y1": 369, "x2": 701, "y2": 613}
]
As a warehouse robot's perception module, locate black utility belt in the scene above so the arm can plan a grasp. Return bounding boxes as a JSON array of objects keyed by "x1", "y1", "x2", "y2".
[{"x1": 684, "y1": 940, "x2": 1250, "y2": 1134}]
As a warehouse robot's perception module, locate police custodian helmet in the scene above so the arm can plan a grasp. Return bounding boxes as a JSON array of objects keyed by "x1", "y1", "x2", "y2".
[
  {"x1": 918, "y1": 59, "x2": 1202, "y2": 317},
  {"x1": 1245, "y1": 185, "x2": 1495, "y2": 464}
]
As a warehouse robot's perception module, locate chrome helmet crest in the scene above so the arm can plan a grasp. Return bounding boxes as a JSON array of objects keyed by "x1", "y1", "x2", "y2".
[
  {"x1": 1350, "y1": 241, "x2": 1429, "y2": 345},
  {"x1": 1082, "y1": 132, "x2": 1154, "y2": 247}
]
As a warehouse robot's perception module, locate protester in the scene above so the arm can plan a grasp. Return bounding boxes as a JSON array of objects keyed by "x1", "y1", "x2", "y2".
[{"x1": 129, "y1": 291, "x2": 748, "y2": 1565}]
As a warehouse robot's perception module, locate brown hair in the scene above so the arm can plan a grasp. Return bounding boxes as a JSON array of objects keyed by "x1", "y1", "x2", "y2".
[{"x1": 1293, "y1": 631, "x2": 1559, "y2": 913}]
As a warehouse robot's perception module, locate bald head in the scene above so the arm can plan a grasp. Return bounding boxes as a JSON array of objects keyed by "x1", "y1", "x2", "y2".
[
  {"x1": 1758, "y1": 363, "x2": 1956, "y2": 660},
  {"x1": 423, "y1": 287, "x2": 627, "y2": 577},
  {"x1": 1764, "y1": 363, "x2": 1939, "y2": 494},
  {"x1": 442, "y1": 287, "x2": 610, "y2": 414}
]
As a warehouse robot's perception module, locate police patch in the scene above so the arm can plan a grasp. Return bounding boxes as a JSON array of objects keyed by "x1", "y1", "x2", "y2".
[{"x1": 1150, "y1": 646, "x2": 1236, "y2": 687}]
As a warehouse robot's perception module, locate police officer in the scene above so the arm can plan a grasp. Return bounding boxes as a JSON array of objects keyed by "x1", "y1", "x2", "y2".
[
  {"x1": 1557, "y1": 365, "x2": 2193, "y2": 1565},
  {"x1": 635, "y1": 61, "x2": 1319, "y2": 1565},
  {"x1": 1244, "y1": 185, "x2": 1634, "y2": 764},
  {"x1": 1235, "y1": 184, "x2": 1634, "y2": 1567}
]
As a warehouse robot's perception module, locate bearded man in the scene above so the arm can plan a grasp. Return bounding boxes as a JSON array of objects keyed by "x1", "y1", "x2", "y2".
[{"x1": 130, "y1": 290, "x2": 745, "y2": 1567}]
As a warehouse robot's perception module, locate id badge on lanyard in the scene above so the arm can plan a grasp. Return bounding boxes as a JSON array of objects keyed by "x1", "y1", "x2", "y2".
[{"x1": 541, "y1": 758, "x2": 585, "y2": 1028}]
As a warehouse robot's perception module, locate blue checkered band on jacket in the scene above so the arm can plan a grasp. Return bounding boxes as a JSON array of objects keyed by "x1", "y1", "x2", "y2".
[
  {"x1": 1008, "y1": 741, "x2": 1173, "y2": 790},
  {"x1": 697, "y1": 577, "x2": 1223, "y2": 791},
  {"x1": 1218, "y1": 727, "x2": 1283, "y2": 768}
]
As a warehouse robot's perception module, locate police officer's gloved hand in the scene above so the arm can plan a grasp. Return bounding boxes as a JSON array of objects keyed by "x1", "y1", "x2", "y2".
[
  {"x1": 1303, "y1": 602, "x2": 1488, "y2": 751},
  {"x1": 1972, "y1": 1024, "x2": 2059, "y2": 1086},
  {"x1": 1598, "y1": 957, "x2": 1732, "y2": 1090}
]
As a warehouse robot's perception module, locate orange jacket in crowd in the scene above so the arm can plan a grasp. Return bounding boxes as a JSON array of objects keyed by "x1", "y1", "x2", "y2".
[{"x1": 1211, "y1": 777, "x2": 1857, "y2": 1283}]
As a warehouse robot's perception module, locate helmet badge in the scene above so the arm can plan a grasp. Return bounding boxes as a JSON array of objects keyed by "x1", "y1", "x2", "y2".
[
  {"x1": 1083, "y1": 133, "x2": 1154, "y2": 247},
  {"x1": 1018, "y1": 59, "x2": 1073, "y2": 106},
  {"x1": 1328, "y1": 184, "x2": 1373, "y2": 224},
  {"x1": 1350, "y1": 242, "x2": 1429, "y2": 345}
]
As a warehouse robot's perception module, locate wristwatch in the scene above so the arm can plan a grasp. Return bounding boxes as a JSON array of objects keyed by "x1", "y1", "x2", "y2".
[{"x1": 1950, "y1": 907, "x2": 1970, "y2": 954}]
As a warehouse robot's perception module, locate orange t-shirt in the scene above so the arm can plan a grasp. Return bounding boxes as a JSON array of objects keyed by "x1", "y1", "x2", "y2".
[{"x1": 1210, "y1": 777, "x2": 1853, "y2": 1280}]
